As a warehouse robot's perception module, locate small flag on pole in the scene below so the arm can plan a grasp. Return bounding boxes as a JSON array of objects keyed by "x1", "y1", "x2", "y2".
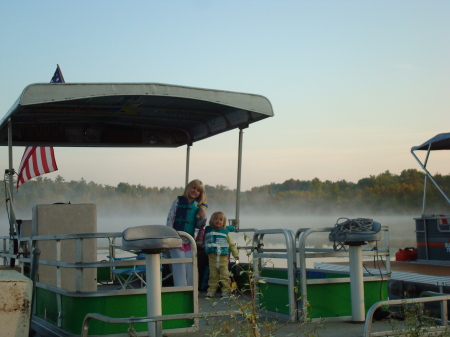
[
  {"x1": 51, "y1": 64, "x2": 65, "y2": 83},
  {"x1": 16, "y1": 65, "x2": 63, "y2": 190}
]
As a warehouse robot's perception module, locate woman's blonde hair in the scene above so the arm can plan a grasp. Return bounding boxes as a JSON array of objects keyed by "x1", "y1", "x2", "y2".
[
  {"x1": 209, "y1": 211, "x2": 227, "y2": 229},
  {"x1": 183, "y1": 179, "x2": 206, "y2": 204}
]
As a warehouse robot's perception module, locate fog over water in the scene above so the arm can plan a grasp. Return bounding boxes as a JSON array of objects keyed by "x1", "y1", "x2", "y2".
[
  {"x1": 0, "y1": 202, "x2": 418, "y2": 251},
  {"x1": 98, "y1": 211, "x2": 418, "y2": 250},
  {"x1": 0, "y1": 206, "x2": 419, "y2": 269}
]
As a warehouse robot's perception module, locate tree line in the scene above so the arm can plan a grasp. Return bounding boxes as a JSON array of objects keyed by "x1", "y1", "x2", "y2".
[{"x1": 2, "y1": 169, "x2": 450, "y2": 218}]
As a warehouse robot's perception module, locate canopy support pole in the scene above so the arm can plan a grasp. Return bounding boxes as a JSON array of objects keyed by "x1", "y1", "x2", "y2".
[
  {"x1": 8, "y1": 120, "x2": 14, "y2": 203},
  {"x1": 421, "y1": 144, "x2": 431, "y2": 214},
  {"x1": 411, "y1": 145, "x2": 450, "y2": 213},
  {"x1": 185, "y1": 144, "x2": 191, "y2": 186},
  {"x1": 7, "y1": 120, "x2": 17, "y2": 266},
  {"x1": 235, "y1": 128, "x2": 245, "y2": 230}
]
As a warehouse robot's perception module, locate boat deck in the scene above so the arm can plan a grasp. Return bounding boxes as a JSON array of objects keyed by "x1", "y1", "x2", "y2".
[
  {"x1": 93, "y1": 259, "x2": 450, "y2": 336},
  {"x1": 166, "y1": 291, "x2": 396, "y2": 337},
  {"x1": 315, "y1": 259, "x2": 450, "y2": 287},
  {"x1": 360, "y1": 260, "x2": 450, "y2": 276}
]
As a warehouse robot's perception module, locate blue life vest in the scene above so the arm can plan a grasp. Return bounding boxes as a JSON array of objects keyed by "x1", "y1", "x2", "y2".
[
  {"x1": 173, "y1": 196, "x2": 199, "y2": 237},
  {"x1": 204, "y1": 226, "x2": 231, "y2": 256}
]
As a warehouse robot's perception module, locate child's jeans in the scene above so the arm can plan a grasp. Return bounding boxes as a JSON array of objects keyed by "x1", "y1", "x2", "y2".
[{"x1": 207, "y1": 253, "x2": 230, "y2": 293}]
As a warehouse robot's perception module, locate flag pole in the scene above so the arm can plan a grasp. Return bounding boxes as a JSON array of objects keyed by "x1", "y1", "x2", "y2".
[
  {"x1": 8, "y1": 119, "x2": 14, "y2": 202},
  {"x1": 16, "y1": 65, "x2": 61, "y2": 190},
  {"x1": 8, "y1": 119, "x2": 18, "y2": 266}
]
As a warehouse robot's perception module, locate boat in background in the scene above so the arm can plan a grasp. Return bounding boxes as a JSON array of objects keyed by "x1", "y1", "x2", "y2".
[
  {"x1": 411, "y1": 133, "x2": 450, "y2": 263},
  {"x1": 317, "y1": 133, "x2": 450, "y2": 306},
  {"x1": 393, "y1": 134, "x2": 450, "y2": 297}
]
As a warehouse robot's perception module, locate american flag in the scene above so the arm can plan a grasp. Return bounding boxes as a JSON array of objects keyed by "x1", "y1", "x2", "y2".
[
  {"x1": 16, "y1": 65, "x2": 63, "y2": 190},
  {"x1": 16, "y1": 147, "x2": 58, "y2": 190}
]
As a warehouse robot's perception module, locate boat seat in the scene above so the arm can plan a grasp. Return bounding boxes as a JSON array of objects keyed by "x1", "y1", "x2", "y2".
[
  {"x1": 122, "y1": 225, "x2": 182, "y2": 254},
  {"x1": 329, "y1": 220, "x2": 382, "y2": 246}
]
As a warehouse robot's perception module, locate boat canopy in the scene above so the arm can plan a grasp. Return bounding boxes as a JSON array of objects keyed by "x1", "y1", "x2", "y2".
[
  {"x1": 411, "y1": 133, "x2": 450, "y2": 152},
  {"x1": 411, "y1": 132, "x2": 450, "y2": 213},
  {"x1": 0, "y1": 83, "x2": 273, "y2": 147}
]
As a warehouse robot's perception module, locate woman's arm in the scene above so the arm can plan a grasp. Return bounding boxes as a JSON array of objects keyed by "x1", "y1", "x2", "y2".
[{"x1": 166, "y1": 198, "x2": 178, "y2": 228}]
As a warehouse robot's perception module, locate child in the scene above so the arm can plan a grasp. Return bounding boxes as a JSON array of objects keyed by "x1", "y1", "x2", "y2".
[
  {"x1": 204, "y1": 211, "x2": 239, "y2": 298},
  {"x1": 167, "y1": 179, "x2": 207, "y2": 287}
]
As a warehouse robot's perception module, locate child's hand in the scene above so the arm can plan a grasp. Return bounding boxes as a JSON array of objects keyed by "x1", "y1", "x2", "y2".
[{"x1": 197, "y1": 208, "x2": 206, "y2": 218}]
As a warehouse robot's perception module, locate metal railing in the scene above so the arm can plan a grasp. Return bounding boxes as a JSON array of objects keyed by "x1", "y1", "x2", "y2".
[
  {"x1": 364, "y1": 295, "x2": 450, "y2": 337},
  {"x1": 81, "y1": 310, "x2": 239, "y2": 337},
  {"x1": 295, "y1": 226, "x2": 391, "y2": 318},
  {"x1": 252, "y1": 228, "x2": 297, "y2": 321},
  {"x1": 1, "y1": 231, "x2": 202, "y2": 335}
]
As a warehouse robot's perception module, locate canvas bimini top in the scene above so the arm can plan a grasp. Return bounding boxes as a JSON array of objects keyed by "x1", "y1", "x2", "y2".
[
  {"x1": 0, "y1": 83, "x2": 273, "y2": 147},
  {"x1": 411, "y1": 132, "x2": 450, "y2": 152}
]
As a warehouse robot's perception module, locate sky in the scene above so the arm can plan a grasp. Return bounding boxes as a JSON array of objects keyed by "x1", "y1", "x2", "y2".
[{"x1": 0, "y1": 1, "x2": 449, "y2": 191}]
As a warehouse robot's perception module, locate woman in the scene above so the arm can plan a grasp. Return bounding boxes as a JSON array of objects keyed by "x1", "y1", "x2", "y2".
[{"x1": 166, "y1": 179, "x2": 207, "y2": 287}]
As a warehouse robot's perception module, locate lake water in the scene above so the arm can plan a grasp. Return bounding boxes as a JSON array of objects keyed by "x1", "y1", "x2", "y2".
[
  {"x1": 97, "y1": 212, "x2": 417, "y2": 248},
  {"x1": 1, "y1": 211, "x2": 418, "y2": 265},
  {"x1": 0, "y1": 209, "x2": 417, "y2": 248},
  {"x1": 96, "y1": 212, "x2": 417, "y2": 270},
  {"x1": 0, "y1": 210, "x2": 418, "y2": 272}
]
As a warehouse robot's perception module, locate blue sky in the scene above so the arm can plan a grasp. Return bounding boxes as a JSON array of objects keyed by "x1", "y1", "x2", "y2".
[{"x1": 1, "y1": 1, "x2": 449, "y2": 191}]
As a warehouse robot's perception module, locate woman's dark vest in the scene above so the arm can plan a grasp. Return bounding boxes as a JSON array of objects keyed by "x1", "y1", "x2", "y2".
[{"x1": 173, "y1": 196, "x2": 198, "y2": 237}]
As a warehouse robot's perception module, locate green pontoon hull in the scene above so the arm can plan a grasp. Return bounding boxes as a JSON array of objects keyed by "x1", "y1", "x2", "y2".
[
  {"x1": 35, "y1": 288, "x2": 194, "y2": 335},
  {"x1": 259, "y1": 268, "x2": 388, "y2": 318}
]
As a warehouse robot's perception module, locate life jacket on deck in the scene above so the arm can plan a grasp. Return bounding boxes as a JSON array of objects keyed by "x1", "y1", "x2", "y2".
[{"x1": 173, "y1": 196, "x2": 199, "y2": 237}]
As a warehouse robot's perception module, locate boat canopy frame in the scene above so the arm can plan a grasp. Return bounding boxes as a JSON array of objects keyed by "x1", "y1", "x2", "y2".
[
  {"x1": 0, "y1": 83, "x2": 273, "y2": 148},
  {"x1": 1, "y1": 82, "x2": 274, "y2": 247},
  {"x1": 411, "y1": 132, "x2": 450, "y2": 214}
]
